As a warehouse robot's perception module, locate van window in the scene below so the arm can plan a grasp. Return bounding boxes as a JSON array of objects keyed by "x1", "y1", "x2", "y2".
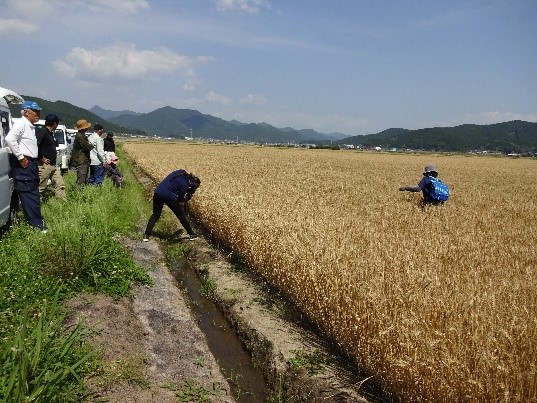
[{"x1": 54, "y1": 129, "x2": 66, "y2": 144}]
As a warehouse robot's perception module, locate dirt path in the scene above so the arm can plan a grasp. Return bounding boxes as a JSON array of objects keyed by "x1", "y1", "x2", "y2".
[{"x1": 67, "y1": 236, "x2": 234, "y2": 402}]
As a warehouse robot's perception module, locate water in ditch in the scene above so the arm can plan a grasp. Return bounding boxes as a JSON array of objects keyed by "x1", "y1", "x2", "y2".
[{"x1": 170, "y1": 257, "x2": 271, "y2": 402}]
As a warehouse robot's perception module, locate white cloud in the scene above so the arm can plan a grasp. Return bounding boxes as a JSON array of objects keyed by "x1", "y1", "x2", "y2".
[
  {"x1": 214, "y1": 0, "x2": 271, "y2": 14},
  {"x1": 183, "y1": 83, "x2": 196, "y2": 92},
  {"x1": 87, "y1": 0, "x2": 149, "y2": 14},
  {"x1": 53, "y1": 43, "x2": 194, "y2": 83},
  {"x1": 240, "y1": 93, "x2": 267, "y2": 105},
  {"x1": 0, "y1": 18, "x2": 39, "y2": 34},
  {"x1": 227, "y1": 110, "x2": 369, "y2": 134},
  {"x1": 196, "y1": 56, "x2": 217, "y2": 63},
  {"x1": 459, "y1": 111, "x2": 537, "y2": 125},
  {"x1": 205, "y1": 91, "x2": 232, "y2": 105},
  {"x1": 6, "y1": 0, "x2": 55, "y2": 18}
]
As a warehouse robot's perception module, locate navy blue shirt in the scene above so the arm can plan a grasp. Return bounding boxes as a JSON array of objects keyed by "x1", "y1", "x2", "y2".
[
  {"x1": 36, "y1": 126, "x2": 58, "y2": 165},
  {"x1": 155, "y1": 170, "x2": 190, "y2": 202}
]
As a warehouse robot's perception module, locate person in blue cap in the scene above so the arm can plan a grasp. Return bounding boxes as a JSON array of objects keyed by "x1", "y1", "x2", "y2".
[{"x1": 5, "y1": 100, "x2": 47, "y2": 232}]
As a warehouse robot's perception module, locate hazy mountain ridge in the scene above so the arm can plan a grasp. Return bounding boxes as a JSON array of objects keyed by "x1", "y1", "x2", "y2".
[
  {"x1": 89, "y1": 105, "x2": 143, "y2": 120},
  {"x1": 94, "y1": 105, "x2": 349, "y2": 142},
  {"x1": 10, "y1": 97, "x2": 537, "y2": 153},
  {"x1": 10, "y1": 97, "x2": 144, "y2": 135},
  {"x1": 338, "y1": 121, "x2": 537, "y2": 153}
]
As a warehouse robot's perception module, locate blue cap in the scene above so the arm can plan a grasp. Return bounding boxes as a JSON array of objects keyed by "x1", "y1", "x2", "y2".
[{"x1": 21, "y1": 100, "x2": 42, "y2": 111}]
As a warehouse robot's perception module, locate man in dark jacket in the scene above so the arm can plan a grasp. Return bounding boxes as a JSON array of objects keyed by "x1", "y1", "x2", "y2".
[
  {"x1": 70, "y1": 119, "x2": 93, "y2": 187},
  {"x1": 103, "y1": 132, "x2": 115, "y2": 152},
  {"x1": 36, "y1": 113, "x2": 65, "y2": 200},
  {"x1": 143, "y1": 170, "x2": 201, "y2": 241}
]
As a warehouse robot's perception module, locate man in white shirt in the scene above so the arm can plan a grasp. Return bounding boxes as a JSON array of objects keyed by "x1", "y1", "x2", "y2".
[
  {"x1": 87, "y1": 123, "x2": 107, "y2": 185},
  {"x1": 5, "y1": 100, "x2": 47, "y2": 231}
]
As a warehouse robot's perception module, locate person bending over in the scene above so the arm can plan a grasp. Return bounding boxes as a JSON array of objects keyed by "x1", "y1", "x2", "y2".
[{"x1": 143, "y1": 169, "x2": 201, "y2": 242}]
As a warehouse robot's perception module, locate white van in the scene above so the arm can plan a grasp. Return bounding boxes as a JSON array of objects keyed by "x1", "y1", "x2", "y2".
[{"x1": 0, "y1": 86, "x2": 24, "y2": 229}]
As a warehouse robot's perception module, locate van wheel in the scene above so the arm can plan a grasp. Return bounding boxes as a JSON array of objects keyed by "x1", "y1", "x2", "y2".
[{"x1": 7, "y1": 190, "x2": 19, "y2": 227}]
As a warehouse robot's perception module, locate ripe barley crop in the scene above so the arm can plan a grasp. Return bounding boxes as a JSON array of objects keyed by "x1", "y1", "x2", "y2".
[{"x1": 124, "y1": 141, "x2": 537, "y2": 402}]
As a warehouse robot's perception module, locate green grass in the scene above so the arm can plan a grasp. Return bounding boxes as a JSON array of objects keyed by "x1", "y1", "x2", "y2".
[
  {"x1": 0, "y1": 290, "x2": 93, "y2": 403},
  {"x1": 0, "y1": 150, "x2": 153, "y2": 401},
  {"x1": 287, "y1": 348, "x2": 333, "y2": 376}
]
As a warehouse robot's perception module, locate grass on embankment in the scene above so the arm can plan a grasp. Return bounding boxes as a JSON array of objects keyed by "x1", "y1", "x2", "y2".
[{"x1": 0, "y1": 152, "x2": 153, "y2": 402}]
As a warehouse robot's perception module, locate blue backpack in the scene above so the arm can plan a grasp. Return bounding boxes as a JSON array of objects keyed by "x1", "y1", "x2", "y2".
[{"x1": 427, "y1": 177, "x2": 450, "y2": 202}]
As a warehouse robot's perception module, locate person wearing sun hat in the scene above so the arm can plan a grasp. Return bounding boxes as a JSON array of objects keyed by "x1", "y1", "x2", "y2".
[
  {"x1": 70, "y1": 119, "x2": 94, "y2": 187},
  {"x1": 399, "y1": 164, "x2": 450, "y2": 207},
  {"x1": 5, "y1": 100, "x2": 47, "y2": 231}
]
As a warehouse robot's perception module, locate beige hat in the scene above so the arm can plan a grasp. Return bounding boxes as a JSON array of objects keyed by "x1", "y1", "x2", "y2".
[
  {"x1": 75, "y1": 119, "x2": 91, "y2": 130},
  {"x1": 424, "y1": 165, "x2": 438, "y2": 174}
]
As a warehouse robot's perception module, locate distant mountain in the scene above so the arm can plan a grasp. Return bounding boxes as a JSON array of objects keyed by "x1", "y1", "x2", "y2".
[
  {"x1": 12, "y1": 98, "x2": 537, "y2": 152},
  {"x1": 278, "y1": 127, "x2": 347, "y2": 142},
  {"x1": 336, "y1": 121, "x2": 537, "y2": 153},
  {"x1": 90, "y1": 105, "x2": 144, "y2": 120},
  {"x1": 106, "y1": 106, "x2": 344, "y2": 143},
  {"x1": 10, "y1": 96, "x2": 145, "y2": 135}
]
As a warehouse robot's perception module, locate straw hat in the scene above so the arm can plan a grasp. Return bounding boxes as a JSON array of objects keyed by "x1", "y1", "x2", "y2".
[{"x1": 75, "y1": 119, "x2": 91, "y2": 130}]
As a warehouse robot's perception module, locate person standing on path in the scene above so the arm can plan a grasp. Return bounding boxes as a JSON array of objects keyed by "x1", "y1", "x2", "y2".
[
  {"x1": 36, "y1": 113, "x2": 66, "y2": 200},
  {"x1": 5, "y1": 100, "x2": 47, "y2": 231},
  {"x1": 87, "y1": 124, "x2": 107, "y2": 185},
  {"x1": 143, "y1": 169, "x2": 201, "y2": 242},
  {"x1": 103, "y1": 131, "x2": 115, "y2": 152},
  {"x1": 70, "y1": 119, "x2": 93, "y2": 187}
]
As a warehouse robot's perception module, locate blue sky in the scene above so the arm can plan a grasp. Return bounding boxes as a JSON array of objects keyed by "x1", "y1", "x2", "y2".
[{"x1": 1, "y1": 0, "x2": 536, "y2": 136}]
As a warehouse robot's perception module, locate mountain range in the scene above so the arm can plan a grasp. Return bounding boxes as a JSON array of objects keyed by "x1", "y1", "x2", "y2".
[
  {"x1": 92, "y1": 105, "x2": 537, "y2": 153},
  {"x1": 10, "y1": 96, "x2": 537, "y2": 153},
  {"x1": 90, "y1": 105, "x2": 347, "y2": 143},
  {"x1": 337, "y1": 121, "x2": 537, "y2": 153}
]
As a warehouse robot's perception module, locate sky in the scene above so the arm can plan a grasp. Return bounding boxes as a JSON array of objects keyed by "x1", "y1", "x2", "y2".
[{"x1": 1, "y1": 0, "x2": 536, "y2": 136}]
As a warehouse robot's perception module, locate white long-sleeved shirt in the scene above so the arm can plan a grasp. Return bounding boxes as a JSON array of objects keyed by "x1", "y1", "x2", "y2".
[
  {"x1": 5, "y1": 116, "x2": 38, "y2": 159},
  {"x1": 88, "y1": 132, "x2": 107, "y2": 165}
]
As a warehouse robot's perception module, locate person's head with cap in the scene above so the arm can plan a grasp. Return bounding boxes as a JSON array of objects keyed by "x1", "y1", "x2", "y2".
[
  {"x1": 75, "y1": 119, "x2": 92, "y2": 132},
  {"x1": 45, "y1": 113, "x2": 60, "y2": 128},
  {"x1": 21, "y1": 100, "x2": 42, "y2": 124},
  {"x1": 424, "y1": 164, "x2": 438, "y2": 177},
  {"x1": 107, "y1": 132, "x2": 114, "y2": 138}
]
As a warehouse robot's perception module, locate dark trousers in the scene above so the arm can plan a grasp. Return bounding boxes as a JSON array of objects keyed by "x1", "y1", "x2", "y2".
[
  {"x1": 75, "y1": 163, "x2": 89, "y2": 187},
  {"x1": 144, "y1": 193, "x2": 194, "y2": 237},
  {"x1": 88, "y1": 164, "x2": 106, "y2": 185},
  {"x1": 10, "y1": 155, "x2": 45, "y2": 230}
]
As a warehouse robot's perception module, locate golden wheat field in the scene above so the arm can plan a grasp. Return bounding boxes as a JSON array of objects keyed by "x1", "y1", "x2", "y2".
[{"x1": 124, "y1": 141, "x2": 536, "y2": 402}]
